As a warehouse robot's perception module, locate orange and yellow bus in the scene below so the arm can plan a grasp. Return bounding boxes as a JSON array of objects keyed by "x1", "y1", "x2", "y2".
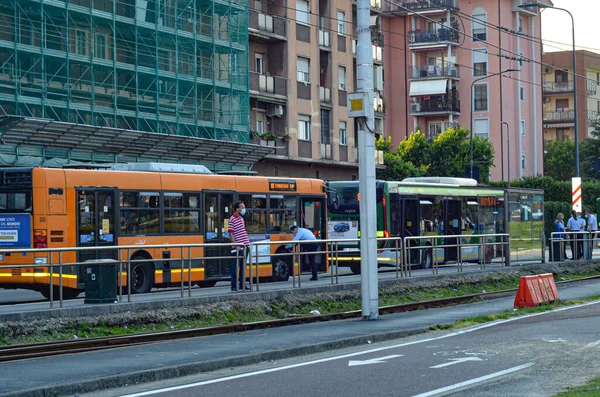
[{"x1": 0, "y1": 164, "x2": 327, "y2": 299}]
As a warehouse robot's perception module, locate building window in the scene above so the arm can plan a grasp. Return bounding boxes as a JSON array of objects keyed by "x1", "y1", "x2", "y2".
[
  {"x1": 256, "y1": 120, "x2": 265, "y2": 134},
  {"x1": 255, "y1": 53, "x2": 263, "y2": 74},
  {"x1": 471, "y1": 11, "x2": 487, "y2": 42},
  {"x1": 298, "y1": 115, "x2": 311, "y2": 140},
  {"x1": 76, "y1": 30, "x2": 87, "y2": 55},
  {"x1": 473, "y1": 83, "x2": 488, "y2": 111},
  {"x1": 556, "y1": 128, "x2": 567, "y2": 141},
  {"x1": 556, "y1": 98, "x2": 569, "y2": 110},
  {"x1": 519, "y1": 52, "x2": 524, "y2": 68},
  {"x1": 521, "y1": 154, "x2": 526, "y2": 170},
  {"x1": 338, "y1": 66, "x2": 346, "y2": 91},
  {"x1": 297, "y1": 57, "x2": 310, "y2": 83},
  {"x1": 96, "y1": 34, "x2": 106, "y2": 59},
  {"x1": 472, "y1": 49, "x2": 487, "y2": 77},
  {"x1": 473, "y1": 118, "x2": 489, "y2": 139},
  {"x1": 339, "y1": 121, "x2": 348, "y2": 146},
  {"x1": 520, "y1": 86, "x2": 524, "y2": 101},
  {"x1": 296, "y1": 0, "x2": 310, "y2": 25},
  {"x1": 428, "y1": 121, "x2": 442, "y2": 140},
  {"x1": 321, "y1": 109, "x2": 331, "y2": 145},
  {"x1": 518, "y1": 16, "x2": 523, "y2": 33},
  {"x1": 337, "y1": 11, "x2": 346, "y2": 36},
  {"x1": 521, "y1": 120, "x2": 525, "y2": 136}
]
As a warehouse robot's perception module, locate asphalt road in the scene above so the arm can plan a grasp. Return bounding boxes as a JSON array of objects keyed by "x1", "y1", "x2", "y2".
[{"x1": 108, "y1": 301, "x2": 600, "y2": 397}]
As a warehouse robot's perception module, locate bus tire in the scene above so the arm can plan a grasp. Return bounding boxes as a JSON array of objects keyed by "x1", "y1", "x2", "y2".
[
  {"x1": 40, "y1": 287, "x2": 81, "y2": 300},
  {"x1": 196, "y1": 280, "x2": 217, "y2": 288},
  {"x1": 130, "y1": 259, "x2": 154, "y2": 294},
  {"x1": 421, "y1": 248, "x2": 433, "y2": 269},
  {"x1": 272, "y1": 254, "x2": 292, "y2": 282},
  {"x1": 350, "y1": 262, "x2": 361, "y2": 275}
]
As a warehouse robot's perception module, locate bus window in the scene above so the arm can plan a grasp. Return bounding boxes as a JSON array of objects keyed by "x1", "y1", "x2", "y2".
[
  {"x1": 164, "y1": 192, "x2": 200, "y2": 234},
  {"x1": 0, "y1": 192, "x2": 32, "y2": 212},
  {"x1": 269, "y1": 195, "x2": 296, "y2": 232},
  {"x1": 120, "y1": 191, "x2": 160, "y2": 235},
  {"x1": 327, "y1": 185, "x2": 359, "y2": 214}
]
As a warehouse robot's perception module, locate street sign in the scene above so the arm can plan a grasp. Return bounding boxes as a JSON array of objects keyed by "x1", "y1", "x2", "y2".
[{"x1": 572, "y1": 177, "x2": 582, "y2": 212}]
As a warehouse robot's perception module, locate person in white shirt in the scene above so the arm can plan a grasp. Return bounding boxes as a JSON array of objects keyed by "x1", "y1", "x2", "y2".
[
  {"x1": 586, "y1": 209, "x2": 598, "y2": 255},
  {"x1": 566, "y1": 210, "x2": 582, "y2": 259}
]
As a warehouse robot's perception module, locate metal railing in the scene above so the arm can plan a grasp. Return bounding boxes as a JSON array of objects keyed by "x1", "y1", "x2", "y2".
[
  {"x1": 0, "y1": 232, "x2": 529, "y2": 308},
  {"x1": 549, "y1": 231, "x2": 596, "y2": 263},
  {"x1": 543, "y1": 81, "x2": 574, "y2": 93}
]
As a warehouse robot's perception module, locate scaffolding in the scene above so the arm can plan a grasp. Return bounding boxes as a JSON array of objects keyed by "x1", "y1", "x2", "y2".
[{"x1": 0, "y1": 0, "x2": 250, "y2": 168}]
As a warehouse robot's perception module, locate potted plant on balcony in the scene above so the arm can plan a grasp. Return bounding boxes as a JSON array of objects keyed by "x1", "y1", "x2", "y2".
[
  {"x1": 250, "y1": 130, "x2": 261, "y2": 141},
  {"x1": 280, "y1": 133, "x2": 291, "y2": 142},
  {"x1": 261, "y1": 132, "x2": 278, "y2": 141}
]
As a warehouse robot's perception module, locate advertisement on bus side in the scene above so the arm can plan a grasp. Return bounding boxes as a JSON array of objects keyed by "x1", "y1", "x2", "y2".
[
  {"x1": 328, "y1": 221, "x2": 359, "y2": 245},
  {"x1": 0, "y1": 214, "x2": 31, "y2": 248}
]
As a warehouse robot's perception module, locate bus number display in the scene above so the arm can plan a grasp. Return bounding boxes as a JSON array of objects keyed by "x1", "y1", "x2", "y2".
[{"x1": 269, "y1": 180, "x2": 297, "y2": 192}]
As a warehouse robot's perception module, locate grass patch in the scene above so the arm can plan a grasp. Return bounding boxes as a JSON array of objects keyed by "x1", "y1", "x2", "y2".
[
  {"x1": 2, "y1": 270, "x2": 600, "y2": 346},
  {"x1": 553, "y1": 376, "x2": 600, "y2": 396}
]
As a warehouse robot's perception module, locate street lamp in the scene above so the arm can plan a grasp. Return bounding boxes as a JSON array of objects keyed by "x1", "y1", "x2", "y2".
[
  {"x1": 519, "y1": 1, "x2": 579, "y2": 177},
  {"x1": 470, "y1": 69, "x2": 519, "y2": 180},
  {"x1": 501, "y1": 121, "x2": 510, "y2": 186}
]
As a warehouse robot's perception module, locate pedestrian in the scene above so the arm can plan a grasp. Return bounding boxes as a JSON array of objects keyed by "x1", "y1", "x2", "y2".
[
  {"x1": 578, "y1": 212, "x2": 586, "y2": 231},
  {"x1": 586, "y1": 209, "x2": 598, "y2": 255},
  {"x1": 555, "y1": 212, "x2": 568, "y2": 261},
  {"x1": 566, "y1": 210, "x2": 582, "y2": 259},
  {"x1": 287, "y1": 225, "x2": 319, "y2": 280},
  {"x1": 228, "y1": 201, "x2": 251, "y2": 292}
]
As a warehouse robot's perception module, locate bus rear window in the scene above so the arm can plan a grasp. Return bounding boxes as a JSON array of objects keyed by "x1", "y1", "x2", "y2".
[
  {"x1": 0, "y1": 192, "x2": 32, "y2": 213},
  {"x1": 328, "y1": 187, "x2": 360, "y2": 213}
]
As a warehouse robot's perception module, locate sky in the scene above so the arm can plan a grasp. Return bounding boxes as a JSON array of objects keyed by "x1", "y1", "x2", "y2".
[{"x1": 541, "y1": 0, "x2": 600, "y2": 54}]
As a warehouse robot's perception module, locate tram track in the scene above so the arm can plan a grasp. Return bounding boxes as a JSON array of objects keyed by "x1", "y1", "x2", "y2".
[{"x1": 1, "y1": 275, "x2": 599, "y2": 363}]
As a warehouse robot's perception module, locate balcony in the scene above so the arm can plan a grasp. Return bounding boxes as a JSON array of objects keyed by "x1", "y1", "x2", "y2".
[
  {"x1": 588, "y1": 110, "x2": 599, "y2": 122},
  {"x1": 374, "y1": 96, "x2": 385, "y2": 114},
  {"x1": 319, "y1": 86, "x2": 331, "y2": 103},
  {"x1": 370, "y1": 0, "x2": 382, "y2": 12},
  {"x1": 512, "y1": 0, "x2": 538, "y2": 16},
  {"x1": 544, "y1": 109, "x2": 575, "y2": 122},
  {"x1": 320, "y1": 143, "x2": 332, "y2": 160},
  {"x1": 410, "y1": 94, "x2": 460, "y2": 115},
  {"x1": 372, "y1": 45, "x2": 383, "y2": 63},
  {"x1": 249, "y1": 73, "x2": 287, "y2": 98},
  {"x1": 409, "y1": 28, "x2": 459, "y2": 49},
  {"x1": 319, "y1": 30, "x2": 331, "y2": 48},
  {"x1": 249, "y1": 10, "x2": 286, "y2": 40},
  {"x1": 383, "y1": 0, "x2": 458, "y2": 14},
  {"x1": 587, "y1": 80, "x2": 598, "y2": 95},
  {"x1": 543, "y1": 81, "x2": 574, "y2": 94},
  {"x1": 412, "y1": 64, "x2": 459, "y2": 79}
]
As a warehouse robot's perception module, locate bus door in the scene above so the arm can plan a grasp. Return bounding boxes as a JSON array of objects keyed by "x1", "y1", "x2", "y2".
[
  {"x1": 299, "y1": 197, "x2": 327, "y2": 273},
  {"x1": 203, "y1": 192, "x2": 234, "y2": 279},
  {"x1": 76, "y1": 188, "x2": 118, "y2": 288},
  {"x1": 390, "y1": 194, "x2": 420, "y2": 264},
  {"x1": 442, "y1": 199, "x2": 461, "y2": 262}
]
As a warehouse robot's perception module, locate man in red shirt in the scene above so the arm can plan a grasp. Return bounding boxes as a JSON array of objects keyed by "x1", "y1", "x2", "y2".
[{"x1": 228, "y1": 201, "x2": 251, "y2": 291}]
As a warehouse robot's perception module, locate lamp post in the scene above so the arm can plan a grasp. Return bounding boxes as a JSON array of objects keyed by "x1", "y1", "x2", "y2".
[
  {"x1": 520, "y1": 2, "x2": 579, "y2": 177},
  {"x1": 470, "y1": 69, "x2": 519, "y2": 180},
  {"x1": 501, "y1": 121, "x2": 510, "y2": 186}
]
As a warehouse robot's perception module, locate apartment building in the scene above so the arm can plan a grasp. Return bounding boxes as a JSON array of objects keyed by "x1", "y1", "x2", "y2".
[
  {"x1": 0, "y1": 0, "x2": 268, "y2": 171},
  {"x1": 381, "y1": 0, "x2": 544, "y2": 181},
  {"x1": 542, "y1": 50, "x2": 600, "y2": 147},
  {"x1": 248, "y1": 0, "x2": 386, "y2": 180}
]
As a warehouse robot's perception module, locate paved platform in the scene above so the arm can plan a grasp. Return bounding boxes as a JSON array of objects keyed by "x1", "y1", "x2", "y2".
[{"x1": 1, "y1": 275, "x2": 599, "y2": 397}]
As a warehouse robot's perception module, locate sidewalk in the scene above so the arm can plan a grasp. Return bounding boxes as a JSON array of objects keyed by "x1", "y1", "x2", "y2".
[{"x1": 2, "y1": 279, "x2": 600, "y2": 397}]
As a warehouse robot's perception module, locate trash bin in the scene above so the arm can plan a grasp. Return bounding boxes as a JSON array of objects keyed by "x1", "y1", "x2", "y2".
[
  {"x1": 551, "y1": 240, "x2": 564, "y2": 262},
  {"x1": 84, "y1": 259, "x2": 118, "y2": 304}
]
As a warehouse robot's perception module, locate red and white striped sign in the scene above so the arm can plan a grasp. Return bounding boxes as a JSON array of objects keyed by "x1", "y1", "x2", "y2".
[{"x1": 572, "y1": 177, "x2": 582, "y2": 212}]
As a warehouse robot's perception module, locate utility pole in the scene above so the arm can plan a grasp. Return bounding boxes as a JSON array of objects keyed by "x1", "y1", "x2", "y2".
[{"x1": 356, "y1": 0, "x2": 378, "y2": 320}]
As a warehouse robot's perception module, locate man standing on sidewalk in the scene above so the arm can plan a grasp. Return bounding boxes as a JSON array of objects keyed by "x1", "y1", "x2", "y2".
[
  {"x1": 288, "y1": 225, "x2": 319, "y2": 280},
  {"x1": 586, "y1": 209, "x2": 598, "y2": 256},
  {"x1": 229, "y1": 201, "x2": 251, "y2": 292}
]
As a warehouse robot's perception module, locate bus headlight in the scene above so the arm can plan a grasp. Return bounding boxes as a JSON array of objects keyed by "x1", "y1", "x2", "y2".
[{"x1": 34, "y1": 257, "x2": 48, "y2": 264}]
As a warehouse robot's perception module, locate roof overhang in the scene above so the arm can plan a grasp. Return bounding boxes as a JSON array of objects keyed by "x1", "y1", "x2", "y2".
[
  {"x1": 0, "y1": 116, "x2": 274, "y2": 168},
  {"x1": 543, "y1": 123, "x2": 574, "y2": 129},
  {"x1": 409, "y1": 79, "x2": 448, "y2": 96}
]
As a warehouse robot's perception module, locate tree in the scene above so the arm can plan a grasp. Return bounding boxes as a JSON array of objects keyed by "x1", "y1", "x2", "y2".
[
  {"x1": 397, "y1": 131, "x2": 431, "y2": 173},
  {"x1": 472, "y1": 135, "x2": 495, "y2": 184},
  {"x1": 377, "y1": 151, "x2": 422, "y2": 181},
  {"x1": 428, "y1": 127, "x2": 470, "y2": 178},
  {"x1": 544, "y1": 139, "x2": 575, "y2": 181},
  {"x1": 580, "y1": 120, "x2": 600, "y2": 181}
]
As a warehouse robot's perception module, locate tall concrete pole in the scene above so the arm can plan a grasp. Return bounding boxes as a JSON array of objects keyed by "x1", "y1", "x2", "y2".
[{"x1": 356, "y1": 0, "x2": 378, "y2": 320}]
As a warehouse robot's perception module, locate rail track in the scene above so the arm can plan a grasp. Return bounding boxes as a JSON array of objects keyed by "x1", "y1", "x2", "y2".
[{"x1": 1, "y1": 275, "x2": 599, "y2": 363}]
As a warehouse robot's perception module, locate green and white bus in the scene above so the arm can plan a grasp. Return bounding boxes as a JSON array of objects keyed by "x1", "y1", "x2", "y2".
[{"x1": 326, "y1": 177, "x2": 544, "y2": 273}]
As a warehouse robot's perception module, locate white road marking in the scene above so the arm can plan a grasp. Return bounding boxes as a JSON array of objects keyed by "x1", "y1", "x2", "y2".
[
  {"x1": 120, "y1": 300, "x2": 600, "y2": 397},
  {"x1": 348, "y1": 354, "x2": 403, "y2": 366},
  {"x1": 585, "y1": 340, "x2": 600, "y2": 348},
  {"x1": 429, "y1": 357, "x2": 483, "y2": 369},
  {"x1": 412, "y1": 363, "x2": 535, "y2": 397}
]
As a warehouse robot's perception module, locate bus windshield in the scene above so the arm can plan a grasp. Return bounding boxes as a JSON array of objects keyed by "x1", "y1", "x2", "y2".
[
  {"x1": 0, "y1": 191, "x2": 32, "y2": 213},
  {"x1": 327, "y1": 184, "x2": 360, "y2": 214}
]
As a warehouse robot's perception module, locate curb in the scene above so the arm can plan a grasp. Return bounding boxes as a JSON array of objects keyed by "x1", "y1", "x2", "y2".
[{"x1": 0, "y1": 326, "x2": 429, "y2": 397}]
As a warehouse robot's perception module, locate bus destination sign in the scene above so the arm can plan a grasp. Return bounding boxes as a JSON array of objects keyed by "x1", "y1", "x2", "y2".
[{"x1": 269, "y1": 180, "x2": 297, "y2": 192}]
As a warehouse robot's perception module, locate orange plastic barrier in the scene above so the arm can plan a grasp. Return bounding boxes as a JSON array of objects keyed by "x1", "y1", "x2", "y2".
[{"x1": 514, "y1": 274, "x2": 560, "y2": 308}]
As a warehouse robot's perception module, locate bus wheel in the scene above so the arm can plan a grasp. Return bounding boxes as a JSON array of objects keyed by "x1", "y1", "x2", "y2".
[
  {"x1": 130, "y1": 260, "x2": 154, "y2": 294},
  {"x1": 350, "y1": 263, "x2": 361, "y2": 275},
  {"x1": 421, "y1": 248, "x2": 433, "y2": 269},
  {"x1": 196, "y1": 280, "x2": 217, "y2": 288},
  {"x1": 40, "y1": 287, "x2": 81, "y2": 300},
  {"x1": 272, "y1": 256, "x2": 292, "y2": 282}
]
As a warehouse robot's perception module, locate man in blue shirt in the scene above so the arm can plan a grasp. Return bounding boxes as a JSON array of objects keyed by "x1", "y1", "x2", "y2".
[
  {"x1": 566, "y1": 210, "x2": 582, "y2": 259},
  {"x1": 586, "y1": 209, "x2": 598, "y2": 255},
  {"x1": 288, "y1": 225, "x2": 319, "y2": 280}
]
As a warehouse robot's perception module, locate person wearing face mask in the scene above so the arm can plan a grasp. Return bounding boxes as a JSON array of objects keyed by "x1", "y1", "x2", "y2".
[
  {"x1": 228, "y1": 201, "x2": 250, "y2": 291},
  {"x1": 287, "y1": 225, "x2": 319, "y2": 280}
]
